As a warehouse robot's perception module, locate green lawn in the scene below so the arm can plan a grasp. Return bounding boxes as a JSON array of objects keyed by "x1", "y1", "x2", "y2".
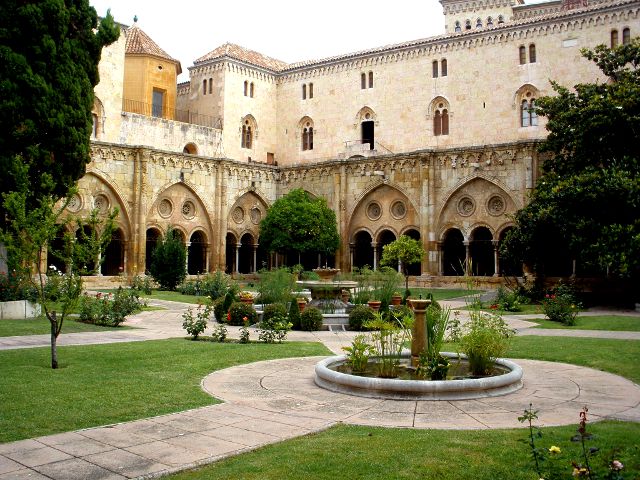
[
  {"x1": 98, "y1": 289, "x2": 211, "y2": 304},
  {"x1": 409, "y1": 288, "x2": 482, "y2": 301},
  {"x1": 0, "y1": 318, "x2": 133, "y2": 337},
  {"x1": 168, "y1": 422, "x2": 640, "y2": 480},
  {"x1": 0, "y1": 339, "x2": 331, "y2": 443},
  {"x1": 529, "y1": 315, "x2": 640, "y2": 332}
]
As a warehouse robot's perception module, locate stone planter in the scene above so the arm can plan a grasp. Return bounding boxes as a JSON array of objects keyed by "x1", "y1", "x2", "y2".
[
  {"x1": 297, "y1": 298, "x2": 307, "y2": 312},
  {"x1": 0, "y1": 300, "x2": 41, "y2": 319},
  {"x1": 367, "y1": 300, "x2": 382, "y2": 312},
  {"x1": 240, "y1": 297, "x2": 254, "y2": 305},
  {"x1": 391, "y1": 295, "x2": 402, "y2": 306},
  {"x1": 313, "y1": 268, "x2": 340, "y2": 282}
]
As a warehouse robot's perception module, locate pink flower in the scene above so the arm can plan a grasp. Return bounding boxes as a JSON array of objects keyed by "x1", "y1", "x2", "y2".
[{"x1": 611, "y1": 460, "x2": 624, "y2": 471}]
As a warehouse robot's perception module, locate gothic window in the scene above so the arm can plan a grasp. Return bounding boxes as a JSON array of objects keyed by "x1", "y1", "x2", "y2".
[
  {"x1": 611, "y1": 29, "x2": 619, "y2": 48},
  {"x1": 476, "y1": 18, "x2": 482, "y2": 28},
  {"x1": 244, "y1": 80, "x2": 248, "y2": 96},
  {"x1": 250, "y1": 82, "x2": 255, "y2": 98},
  {"x1": 623, "y1": 28, "x2": 631, "y2": 45},
  {"x1": 454, "y1": 21, "x2": 461, "y2": 32},
  {"x1": 241, "y1": 117, "x2": 256, "y2": 149},
  {"x1": 529, "y1": 44, "x2": 537, "y2": 63},
  {"x1": 91, "y1": 114, "x2": 98, "y2": 139},
  {"x1": 432, "y1": 60, "x2": 438, "y2": 78},
  {"x1": 301, "y1": 120, "x2": 314, "y2": 151},
  {"x1": 521, "y1": 98, "x2": 538, "y2": 127},
  {"x1": 302, "y1": 84, "x2": 307, "y2": 100},
  {"x1": 519, "y1": 46, "x2": 526, "y2": 65},
  {"x1": 487, "y1": 16, "x2": 493, "y2": 26},
  {"x1": 309, "y1": 82, "x2": 314, "y2": 98},
  {"x1": 368, "y1": 71, "x2": 374, "y2": 88},
  {"x1": 498, "y1": 15, "x2": 504, "y2": 24},
  {"x1": 465, "y1": 19, "x2": 472, "y2": 30},
  {"x1": 361, "y1": 72, "x2": 366, "y2": 89},
  {"x1": 441, "y1": 59, "x2": 448, "y2": 77},
  {"x1": 203, "y1": 79, "x2": 207, "y2": 95},
  {"x1": 432, "y1": 100, "x2": 450, "y2": 136}
]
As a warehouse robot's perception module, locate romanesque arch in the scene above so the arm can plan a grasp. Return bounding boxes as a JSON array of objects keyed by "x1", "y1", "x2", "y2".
[{"x1": 227, "y1": 191, "x2": 269, "y2": 273}]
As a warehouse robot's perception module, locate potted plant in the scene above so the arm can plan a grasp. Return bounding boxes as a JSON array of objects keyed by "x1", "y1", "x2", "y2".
[
  {"x1": 239, "y1": 291, "x2": 254, "y2": 305},
  {"x1": 367, "y1": 299, "x2": 382, "y2": 312},
  {"x1": 296, "y1": 297, "x2": 307, "y2": 312},
  {"x1": 391, "y1": 292, "x2": 402, "y2": 306}
]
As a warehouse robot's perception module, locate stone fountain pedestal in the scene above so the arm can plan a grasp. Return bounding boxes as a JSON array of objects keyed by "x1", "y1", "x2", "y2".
[{"x1": 296, "y1": 268, "x2": 357, "y2": 315}]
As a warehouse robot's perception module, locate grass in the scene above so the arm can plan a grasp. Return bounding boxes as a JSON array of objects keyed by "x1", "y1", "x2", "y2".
[
  {"x1": 0, "y1": 318, "x2": 133, "y2": 337},
  {"x1": 0, "y1": 339, "x2": 331, "y2": 443},
  {"x1": 408, "y1": 288, "x2": 482, "y2": 301},
  {"x1": 529, "y1": 315, "x2": 640, "y2": 331},
  {"x1": 98, "y1": 289, "x2": 210, "y2": 305},
  {"x1": 168, "y1": 422, "x2": 640, "y2": 480}
]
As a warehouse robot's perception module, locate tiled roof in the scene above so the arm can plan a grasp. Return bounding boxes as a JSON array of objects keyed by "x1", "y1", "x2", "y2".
[
  {"x1": 194, "y1": 43, "x2": 289, "y2": 71},
  {"x1": 125, "y1": 23, "x2": 182, "y2": 73}
]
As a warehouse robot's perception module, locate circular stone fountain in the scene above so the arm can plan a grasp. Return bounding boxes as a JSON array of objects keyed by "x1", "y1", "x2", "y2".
[{"x1": 296, "y1": 268, "x2": 357, "y2": 314}]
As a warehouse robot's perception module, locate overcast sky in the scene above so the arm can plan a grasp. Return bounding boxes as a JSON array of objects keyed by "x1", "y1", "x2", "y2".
[{"x1": 89, "y1": 0, "x2": 446, "y2": 81}]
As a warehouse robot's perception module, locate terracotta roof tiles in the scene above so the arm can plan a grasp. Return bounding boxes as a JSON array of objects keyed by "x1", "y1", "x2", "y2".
[{"x1": 125, "y1": 23, "x2": 182, "y2": 73}]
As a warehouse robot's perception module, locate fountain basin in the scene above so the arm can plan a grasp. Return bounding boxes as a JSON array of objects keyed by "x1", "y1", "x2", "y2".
[{"x1": 315, "y1": 352, "x2": 523, "y2": 400}]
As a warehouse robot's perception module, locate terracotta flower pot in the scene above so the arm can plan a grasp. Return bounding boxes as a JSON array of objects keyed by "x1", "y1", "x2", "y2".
[
  {"x1": 391, "y1": 295, "x2": 402, "y2": 306},
  {"x1": 367, "y1": 300, "x2": 382, "y2": 312},
  {"x1": 297, "y1": 298, "x2": 307, "y2": 312}
]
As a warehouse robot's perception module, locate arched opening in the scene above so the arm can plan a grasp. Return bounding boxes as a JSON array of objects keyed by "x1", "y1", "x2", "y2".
[
  {"x1": 499, "y1": 227, "x2": 523, "y2": 277},
  {"x1": 469, "y1": 227, "x2": 494, "y2": 276},
  {"x1": 353, "y1": 231, "x2": 374, "y2": 270},
  {"x1": 361, "y1": 121, "x2": 374, "y2": 150},
  {"x1": 183, "y1": 143, "x2": 198, "y2": 155},
  {"x1": 404, "y1": 229, "x2": 422, "y2": 276},
  {"x1": 239, "y1": 233, "x2": 254, "y2": 274},
  {"x1": 47, "y1": 226, "x2": 69, "y2": 274},
  {"x1": 75, "y1": 225, "x2": 96, "y2": 274},
  {"x1": 145, "y1": 228, "x2": 162, "y2": 274},
  {"x1": 442, "y1": 228, "x2": 465, "y2": 276},
  {"x1": 188, "y1": 231, "x2": 207, "y2": 275},
  {"x1": 378, "y1": 229, "x2": 397, "y2": 270},
  {"x1": 103, "y1": 228, "x2": 125, "y2": 276},
  {"x1": 225, "y1": 233, "x2": 236, "y2": 274}
]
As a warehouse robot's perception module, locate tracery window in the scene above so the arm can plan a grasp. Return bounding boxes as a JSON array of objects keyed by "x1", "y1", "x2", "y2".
[
  {"x1": 301, "y1": 120, "x2": 314, "y2": 151},
  {"x1": 432, "y1": 100, "x2": 450, "y2": 136},
  {"x1": 241, "y1": 116, "x2": 257, "y2": 149},
  {"x1": 520, "y1": 98, "x2": 538, "y2": 127}
]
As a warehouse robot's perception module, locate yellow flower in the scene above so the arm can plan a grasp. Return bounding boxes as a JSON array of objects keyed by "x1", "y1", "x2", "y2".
[{"x1": 549, "y1": 445, "x2": 561, "y2": 454}]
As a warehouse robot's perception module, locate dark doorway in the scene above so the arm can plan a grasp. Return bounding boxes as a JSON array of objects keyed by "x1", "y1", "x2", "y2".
[
  {"x1": 47, "y1": 226, "x2": 69, "y2": 273},
  {"x1": 470, "y1": 227, "x2": 494, "y2": 276},
  {"x1": 225, "y1": 233, "x2": 236, "y2": 274},
  {"x1": 353, "y1": 231, "x2": 374, "y2": 269},
  {"x1": 361, "y1": 121, "x2": 374, "y2": 150},
  {"x1": 443, "y1": 229, "x2": 465, "y2": 276},
  {"x1": 404, "y1": 229, "x2": 422, "y2": 276},
  {"x1": 145, "y1": 228, "x2": 161, "y2": 273},
  {"x1": 188, "y1": 231, "x2": 207, "y2": 275},
  {"x1": 103, "y1": 229, "x2": 125, "y2": 276},
  {"x1": 499, "y1": 227, "x2": 523, "y2": 277},
  {"x1": 239, "y1": 233, "x2": 254, "y2": 274},
  {"x1": 378, "y1": 230, "x2": 397, "y2": 270}
]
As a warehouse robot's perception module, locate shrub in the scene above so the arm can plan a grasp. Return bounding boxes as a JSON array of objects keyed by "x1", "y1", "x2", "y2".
[
  {"x1": 130, "y1": 275, "x2": 153, "y2": 295},
  {"x1": 228, "y1": 301, "x2": 258, "y2": 326},
  {"x1": 288, "y1": 298, "x2": 301, "y2": 330},
  {"x1": 542, "y1": 283, "x2": 580, "y2": 325},
  {"x1": 300, "y1": 306, "x2": 323, "y2": 331},
  {"x1": 255, "y1": 268, "x2": 295, "y2": 305},
  {"x1": 342, "y1": 334, "x2": 375, "y2": 373},
  {"x1": 258, "y1": 313, "x2": 292, "y2": 343},
  {"x1": 213, "y1": 289, "x2": 238, "y2": 322},
  {"x1": 263, "y1": 303, "x2": 287, "y2": 323},
  {"x1": 182, "y1": 303, "x2": 212, "y2": 340},
  {"x1": 348, "y1": 304, "x2": 375, "y2": 331},
  {"x1": 78, "y1": 288, "x2": 145, "y2": 327},
  {"x1": 149, "y1": 228, "x2": 187, "y2": 291},
  {"x1": 239, "y1": 319, "x2": 250, "y2": 343},
  {"x1": 457, "y1": 312, "x2": 514, "y2": 376},
  {"x1": 211, "y1": 323, "x2": 227, "y2": 342},
  {"x1": 493, "y1": 286, "x2": 521, "y2": 312}
]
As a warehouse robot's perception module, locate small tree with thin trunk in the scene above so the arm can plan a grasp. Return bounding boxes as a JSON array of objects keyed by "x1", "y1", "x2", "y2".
[
  {"x1": 149, "y1": 227, "x2": 187, "y2": 290},
  {"x1": 380, "y1": 235, "x2": 426, "y2": 294}
]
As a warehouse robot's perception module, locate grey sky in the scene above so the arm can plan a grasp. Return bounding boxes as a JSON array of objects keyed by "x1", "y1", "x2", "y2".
[{"x1": 89, "y1": 0, "x2": 446, "y2": 81}]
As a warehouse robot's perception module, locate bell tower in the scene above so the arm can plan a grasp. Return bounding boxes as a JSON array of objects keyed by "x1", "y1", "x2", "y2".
[{"x1": 439, "y1": 0, "x2": 523, "y2": 33}]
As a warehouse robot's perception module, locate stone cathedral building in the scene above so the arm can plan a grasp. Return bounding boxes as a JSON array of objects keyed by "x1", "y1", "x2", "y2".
[{"x1": 64, "y1": 0, "x2": 639, "y2": 283}]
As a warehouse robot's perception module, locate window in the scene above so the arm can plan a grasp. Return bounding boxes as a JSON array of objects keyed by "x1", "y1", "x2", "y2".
[
  {"x1": 519, "y1": 46, "x2": 526, "y2": 65},
  {"x1": 203, "y1": 79, "x2": 207, "y2": 95},
  {"x1": 152, "y1": 89, "x2": 164, "y2": 118},
  {"x1": 432, "y1": 60, "x2": 438, "y2": 78},
  {"x1": 455, "y1": 21, "x2": 461, "y2": 32},
  {"x1": 208, "y1": 78, "x2": 212, "y2": 94},
  {"x1": 368, "y1": 71, "x2": 374, "y2": 88},
  {"x1": 441, "y1": 59, "x2": 448, "y2": 77},
  {"x1": 465, "y1": 19, "x2": 472, "y2": 30},
  {"x1": 361, "y1": 73, "x2": 366, "y2": 89},
  {"x1": 487, "y1": 17, "x2": 493, "y2": 27},
  {"x1": 244, "y1": 81, "x2": 248, "y2": 96},
  {"x1": 521, "y1": 98, "x2": 538, "y2": 127},
  {"x1": 309, "y1": 82, "x2": 314, "y2": 98},
  {"x1": 250, "y1": 82, "x2": 254, "y2": 98},
  {"x1": 529, "y1": 44, "x2": 536, "y2": 63},
  {"x1": 302, "y1": 84, "x2": 307, "y2": 100},
  {"x1": 433, "y1": 101, "x2": 449, "y2": 136},
  {"x1": 623, "y1": 28, "x2": 631, "y2": 45},
  {"x1": 241, "y1": 122, "x2": 253, "y2": 148},
  {"x1": 498, "y1": 15, "x2": 504, "y2": 24},
  {"x1": 476, "y1": 18, "x2": 482, "y2": 28},
  {"x1": 611, "y1": 29, "x2": 619, "y2": 48},
  {"x1": 302, "y1": 124, "x2": 314, "y2": 151},
  {"x1": 91, "y1": 114, "x2": 98, "y2": 138}
]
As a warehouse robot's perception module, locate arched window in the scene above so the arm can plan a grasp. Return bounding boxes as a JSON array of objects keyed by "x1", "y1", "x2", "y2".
[
  {"x1": 521, "y1": 98, "x2": 538, "y2": 127},
  {"x1": 241, "y1": 118, "x2": 255, "y2": 149},
  {"x1": 487, "y1": 16, "x2": 493, "y2": 26},
  {"x1": 476, "y1": 18, "x2": 482, "y2": 28},
  {"x1": 519, "y1": 46, "x2": 526, "y2": 65},
  {"x1": 622, "y1": 28, "x2": 631, "y2": 45},
  {"x1": 611, "y1": 29, "x2": 619, "y2": 48},
  {"x1": 368, "y1": 71, "x2": 374, "y2": 88},
  {"x1": 203, "y1": 79, "x2": 207, "y2": 95},
  {"x1": 302, "y1": 124, "x2": 314, "y2": 151},
  {"x1": 302, "y1": 84, "x2": 307, "y2": 100},
  {"x1": 361, "y1": 72, "x2": 366, "y2": 89},
  {"x1": 432, "y1": 60, "x2": 438, "y2": 78},
  {"x1": 441, "y1": 59, "x2": 448, "y2": 77},
  {"x1": 243, "y1": 80, "x2": 248, "y2": 96},
  {"x1": 432, "y1": 100, "x2": 450, "y2": 136},
  {"x1": 498, "y1": 15, "x2": 504, "y2": 24},
  {"x1": 465, "y1": 19, "x2": 472, "y2": 30},
  {"x1": 208, "y1": 78, "x2": 212, "y2": 94},
  {"x1": 250, "y1": 82, "x2": 254, "y2": 98},
  {"x1": 91, "y1": 114, "x2": 98, "y2": 138},
  {"x1": 529, "y1": 44, "x2": 536, "y2": 63},
  {"x1": 454, "y1": 21, "x2": 462, "y2": 32},
  {"x1": 309, "y1": 82, "x2": 314, "y2": 98}
]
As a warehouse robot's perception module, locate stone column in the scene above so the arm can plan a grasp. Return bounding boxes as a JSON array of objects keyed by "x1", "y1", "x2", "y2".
[
  {"x1": 410, "y1": 298, "x2": 431, "y2": 367},
  {"x1": 252, "y1": 244, "x2": 258, "y2": 273},
  {"x1": 463, "y1": 240, "x2": 471, "y2": 275},
  {"x1": 235, "y1": 243, "x2": 240, "y2": 274},
  {"x1": 571, "y1": 259, "x2": 577, "y2": 278},
  {"x1": 205, "y1": 245, "x2": 210, "y2": 273},
  {"x1": 371, "y1": 242, "x2": 378, "y2": 270},
  {"x1": 437, "y1": 241, "x2": 444, "y2": 276},
  {"x1": 185, "y1": 242, "x2": 191, "y2": 274},
  {"x1": 349, "y1": 242, "x2": 355, "y2": 272},
  {"x1": 492, "y1": 240, "x2": 500, "y2": 277}
]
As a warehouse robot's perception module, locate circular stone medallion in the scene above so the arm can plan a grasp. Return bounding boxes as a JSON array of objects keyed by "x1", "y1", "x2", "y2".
[
  {"x1": 487, "y1": 195, "x2": 506, "y2": 216},
  {"x1": 232, "y1": 207, "x2": 245, "y2": 224},
  {"x1": 67, "y1": 194, "x2": 82, "y2": 213},
  {"x1": 390, "y1": 200, "x2": 406, "y2": 220},
  {"x1": 93, "y1": 194, "x2": 109, "y2": 213},
  {"x1": 457, "y1": 196, "x2": 476, "y2": 217},
  {"x1": 366, "y1": 201, "x2": 382, "y2": 221},
  {"x1": 158, "y1": 199, "x2": 173, "y2": 218},
  {"x1": 182, "y1": 200, "x2": 196, "y2": 219},
  {"x1": 250, "y1": 207, "x2": 262, "y2": 224}
]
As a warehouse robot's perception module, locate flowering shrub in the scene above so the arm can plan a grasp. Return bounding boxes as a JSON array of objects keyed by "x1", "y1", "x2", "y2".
[
  {"x1": 542, "y1": 283, "x2": 580, "y2": 326},
  {"x1": 79, "y1": 288, "x2": 145, "y2": 327},
  {"x1": 182, "y1": 303, "x2": 213, "y2": 340},
  {"x1": 492, "y1": 286, "x2": 522, "y2": 312},
  {"x1": 210, "y1": 322, "x2": 227, "y2": 342},
  {"x1": 257, "y1": 313, "x2": 292, "y2": 343},
  {"x1": 0, "y1": 271, "x2": 37, "y2": 302},
  {"x1": 227, "y1": 301, "x2": 257, "y2": 326},
  {"x1": 239, "y1": 318, "x2": 251, "y2": 343}
]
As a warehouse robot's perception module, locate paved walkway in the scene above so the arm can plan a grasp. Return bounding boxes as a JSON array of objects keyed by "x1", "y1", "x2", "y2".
[{"x1": 1, "y1": 298, "x2": 639, "y2": 479}]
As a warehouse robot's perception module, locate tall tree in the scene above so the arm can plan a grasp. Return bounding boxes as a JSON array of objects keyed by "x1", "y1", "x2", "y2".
[
  {"x1": 502, "y1": 40, "x2": 640, "y2": 280},
  {"x1": 259, "y1": 189, "x2": 340, "y2": 265},
  {"x1": 0, "y1": 0, "x2": 119, "y2": 218}
]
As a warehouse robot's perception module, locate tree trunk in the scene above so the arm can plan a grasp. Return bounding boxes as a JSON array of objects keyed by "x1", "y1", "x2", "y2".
[{"x1": 50, "y1": 312, "x2": 58, "y2": 369}]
